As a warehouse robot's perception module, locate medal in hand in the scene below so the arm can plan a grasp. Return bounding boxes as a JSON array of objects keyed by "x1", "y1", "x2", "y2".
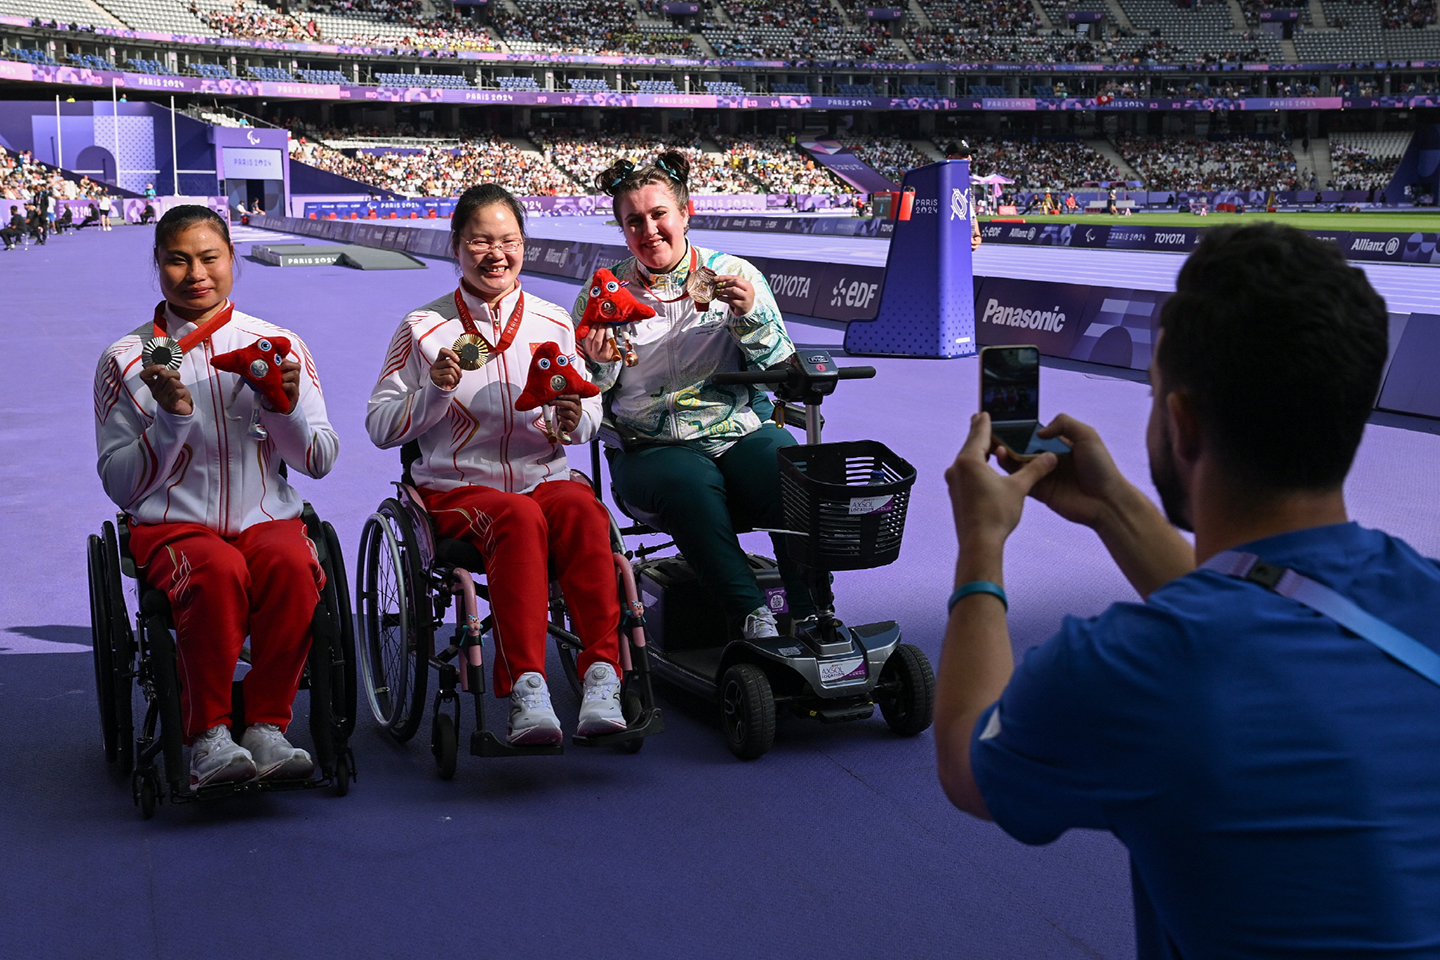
[{"x1": 452, "y1": 333, "x2": 490, "y2": 371}]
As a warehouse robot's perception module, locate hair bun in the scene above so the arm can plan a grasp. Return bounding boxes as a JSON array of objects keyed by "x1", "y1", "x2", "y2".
[
  {"x1": 597, "y1": 159, "x2": 636, "y2": 197},
  {"x1": 654, "y1": 150, "x2": 691, "y2": 185}
]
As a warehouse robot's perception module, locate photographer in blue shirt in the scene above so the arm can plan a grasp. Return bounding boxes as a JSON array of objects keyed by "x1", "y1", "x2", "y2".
[{"x1": 937, "y1": 223, "x2": 1440, "y2": 959}]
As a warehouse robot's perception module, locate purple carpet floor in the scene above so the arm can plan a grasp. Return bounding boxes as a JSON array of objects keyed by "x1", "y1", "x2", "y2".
[{"x1": 4, "y1": 223, "x2": 1439, "y2": 960}]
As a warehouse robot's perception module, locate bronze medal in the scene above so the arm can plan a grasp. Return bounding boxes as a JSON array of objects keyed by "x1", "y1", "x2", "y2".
[
  {"x1": 599, "y1": 298, "x2": 618, "y2": 318},
  {"x1": 141, "y1": 336, "x2": 183, "y2": 371},
  {"x1": 452, "y1": 333, "x2": 490, "y2": 371},
  {"x1": 686, "y1": 266, "x2": 717, "y2": 310}
]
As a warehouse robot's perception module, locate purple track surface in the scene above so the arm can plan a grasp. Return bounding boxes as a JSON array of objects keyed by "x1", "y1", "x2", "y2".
[{"x1": 5, "y1": 223, "x2": 1439, "y2": 960}]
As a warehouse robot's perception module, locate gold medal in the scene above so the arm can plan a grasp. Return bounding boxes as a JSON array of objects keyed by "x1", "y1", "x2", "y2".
[
  {"x1": 686, "y1": 266, "x2": 717, "y2": 310},
  {"x1": 141, "y1": 336, "x2": 183, "y2": 371},
  {"x1": 452, "y1": 333, "x2": 490, "y2": 371}
]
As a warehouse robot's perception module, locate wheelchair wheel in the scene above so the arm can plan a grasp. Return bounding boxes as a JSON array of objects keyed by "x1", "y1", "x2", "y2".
[
  {"x1": 721, "y1": 664, "x2": 775, "y2": 760},
  {"x1": 99, "y1": 521, "x2": 136, "y2": 775},
  {"x1": 319, "y1": 519, "x2": 358, "y2": 741},
  {"x1": 356, "y1": 500, "x2": 429, "y2": 742},
  {"x1": 88, "y1": 533, "x2": 120, "y2": 763},
  {"x1": 877, "y1": 643, "x2": 935, "y2": 737}
]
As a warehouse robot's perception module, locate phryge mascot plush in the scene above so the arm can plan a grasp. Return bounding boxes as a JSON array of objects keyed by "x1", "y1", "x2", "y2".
[
  {"x1": 515, "y1": 342, "x2": 599, "y2": 443},
  {"x1": 575, "y1": 268, "x2": 654, "y2": 366},
  {"x1": 211, "y1": 335, "x2": 293, "y2": 415}
]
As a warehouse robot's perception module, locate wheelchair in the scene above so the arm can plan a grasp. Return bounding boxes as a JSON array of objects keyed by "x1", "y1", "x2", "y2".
[
  {"x1": 592, "y1": 350, "x2": 936, "y2": 760},
  {"x1": 86, "y1": 504, "x2": 358, "y2": 818},
  {"x1": 353, "y1": 442, "x2": 663, "y2": 779}
]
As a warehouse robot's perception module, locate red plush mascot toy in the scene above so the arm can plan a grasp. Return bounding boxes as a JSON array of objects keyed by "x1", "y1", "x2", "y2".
[
  {"x1": 515, "y1": 342, "x2": 599, "y2": 443},
  {"x1": 576, "y1": 268, "x2": 654, "y2": 366},
  {"x1": 211, "y1": 336, "x2": 293, "y2": 414}
]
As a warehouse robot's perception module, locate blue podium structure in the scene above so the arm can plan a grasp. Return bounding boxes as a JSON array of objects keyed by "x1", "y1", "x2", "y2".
[{"x1": 843, "y1": 159, "x2": 976, "y2": 359}]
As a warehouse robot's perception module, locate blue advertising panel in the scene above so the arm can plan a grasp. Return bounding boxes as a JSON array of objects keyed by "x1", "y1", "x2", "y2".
[
  {"x1": 1377, "y1": 313, "x2": 1440, "y2": 418},
  {"x1": 844, "y1": 159, "x2": 974, "y2": 357}
]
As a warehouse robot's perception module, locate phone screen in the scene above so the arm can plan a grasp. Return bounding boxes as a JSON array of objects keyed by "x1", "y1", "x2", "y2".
[
  {"x1": 980, "y1": 345, "x2": 1068, "y2": 458},
  {"x1": 981, "y1": 346, "x2": 1040, "y2": 423}
]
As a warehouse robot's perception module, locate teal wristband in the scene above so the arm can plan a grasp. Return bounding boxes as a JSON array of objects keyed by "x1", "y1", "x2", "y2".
[{"x1": 948, "y1": 580, "x2": 1008, "y2": 614}]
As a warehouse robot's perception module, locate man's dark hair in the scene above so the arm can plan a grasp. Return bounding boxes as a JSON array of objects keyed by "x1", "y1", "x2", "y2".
[
  {"x1": 1157, "y1": 222, "x2": 1388, "y2": 490},
  {"x1": 154, "y1": 204, "x2": 231, "y2": 251},
  {"x1": 449, "y1": 183, "x2": 526, "y2": 256}
]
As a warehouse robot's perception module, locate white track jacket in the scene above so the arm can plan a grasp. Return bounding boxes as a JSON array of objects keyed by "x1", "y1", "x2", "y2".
[
  {"x1": 366, "y1": 284, "x2": 600, "y2": 494},
  {"x1": 93, "y1": 302, "x2": 338, "y2": 535}
]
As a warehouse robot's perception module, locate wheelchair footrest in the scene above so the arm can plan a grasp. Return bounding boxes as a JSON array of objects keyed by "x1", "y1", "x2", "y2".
[
  {"x1": 571, "y1": 708, "x2": 665, "y2": 748},
  {"x1": 470, "y1": 729, "x2": 564, "y2": 757}
]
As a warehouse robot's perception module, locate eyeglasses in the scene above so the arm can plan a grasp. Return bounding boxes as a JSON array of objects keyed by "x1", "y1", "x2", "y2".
[{"x1": 461, "y1": 237, "x2": 524, "y2": 255}]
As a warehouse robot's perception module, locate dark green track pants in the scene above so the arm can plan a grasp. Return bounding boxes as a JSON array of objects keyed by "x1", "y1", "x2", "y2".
[{"x1": 610, "y1": 424, "x2": 816, "y2": 626}]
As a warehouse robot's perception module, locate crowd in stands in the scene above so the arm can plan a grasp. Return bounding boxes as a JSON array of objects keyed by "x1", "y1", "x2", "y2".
[
  {"x1": 194, "y1": 4, "x2": 311, "y2": 42},
  {"x1": 1, "y1": 150, "x2": 106, "y2": 202},
  {"x1": 965, "y1": 138, "x2": 1122, "y2": 190},
  {"x1": 284, "y1": 127, "x2": 1404, "y2": 199},
  {"x1": 531, "y1": 129, "x2": 756, "y2": 193},
  {"x1": 290, "y1": 133, "x2": 581, "y2": 197},
  {"x1": 489, "y1": 0, "x2": 693, "y2": 56},
  {"x1": 1331, "y1": 140, "x2": 1404, "y2": 191},
  {"x1": 717, "y1": 136, "x2": 855, "y2": 193},
  {"x1": 1378, "y1": 0, "x2": 1438, "y2": 29},
  {"x1": 1114, "y1": 135, "x2": 1298, "y2": 191},
  {"x1": 836, "y1": 136, "x2": 932, "y2": 183}
]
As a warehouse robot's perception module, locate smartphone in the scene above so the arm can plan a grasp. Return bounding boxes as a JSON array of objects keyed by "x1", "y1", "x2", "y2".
[{"x1": 979, "y1": 345, "x2": 1071, "y2": 460}]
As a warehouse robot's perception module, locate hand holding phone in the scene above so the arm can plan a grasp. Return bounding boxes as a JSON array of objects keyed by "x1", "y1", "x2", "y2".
[{"x1": 979, "y1": 345, "x2": 1071, "y2": 461}]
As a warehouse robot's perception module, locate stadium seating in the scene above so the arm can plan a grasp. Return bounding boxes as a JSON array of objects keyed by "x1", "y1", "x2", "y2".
[
  {"x1": 296, "y1": 69, "x2": 350, "y2": 85},
  {"x1": 636, "y1": 79, "x2": 681, "y2": 94},
  {"x1": 498, "y1": 76, "x2": 542, "y2": 91},
  {"x1": 127, "y1": 57, "x2": 178, "y2": 75},
  {"x1": 7, "y1": 47, "x2": 59, "y2": 66},
  {"x1": 246, "y1": 65, "x2": 295, "y2": 82},
  {"x1": 375, "y1": 73, "x2": 474, "y2": 89},
  {"x1": 190, "y1": 62, "x2": 235, "y2": 79},
  {"x1": 705, "y1": 81, "x2": 747, "y2": 95},
  {"x1": 567, "y1": 77, "x2": 612, "y2": 93},
  {"x1": 69, "y1": 53, "x2": 119, "y2": 71}
]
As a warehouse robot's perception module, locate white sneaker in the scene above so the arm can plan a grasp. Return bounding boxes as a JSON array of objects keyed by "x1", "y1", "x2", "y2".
[
  {"x1": 742, "y1": 605, "x2": 780, "y2": 640},
  {"x1": 508, "y1": 672, "x2": 562, "y2": 745},
  {"x1": 190, "y1": 725, "x2": 256, "y2": 789},
  {"x1": 239, "y1": 722, "x2": 315, "y2": 781},
  {"x1": 577, "y1": 663, "x2": 627, "y2": 737}
]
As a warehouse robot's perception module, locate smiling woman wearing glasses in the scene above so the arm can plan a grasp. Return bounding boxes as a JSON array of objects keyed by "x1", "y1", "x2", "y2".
[{"x1": 366, "y1": 183, "x2": 627, "y2": 745}]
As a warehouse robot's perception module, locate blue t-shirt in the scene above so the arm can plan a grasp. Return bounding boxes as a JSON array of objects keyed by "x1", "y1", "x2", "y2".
[{"x1": 971, "y1": 523, "x2": 1440, "y2": 959}]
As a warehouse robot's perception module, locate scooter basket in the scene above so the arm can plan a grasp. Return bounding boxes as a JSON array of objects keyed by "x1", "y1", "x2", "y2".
[{"x1": 778, "y1": 440, "x2": 915, "y2": 571}]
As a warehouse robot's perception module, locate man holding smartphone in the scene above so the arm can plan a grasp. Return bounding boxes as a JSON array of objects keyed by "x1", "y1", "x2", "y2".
[{"x1": 936, "y1": 223, "x2": 1440, "y2": 958}]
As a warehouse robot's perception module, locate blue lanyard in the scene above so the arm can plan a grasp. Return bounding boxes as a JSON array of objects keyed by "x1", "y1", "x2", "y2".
[{"x1": 1202, "y1": 551, "x2": 1440, "y2": 688}]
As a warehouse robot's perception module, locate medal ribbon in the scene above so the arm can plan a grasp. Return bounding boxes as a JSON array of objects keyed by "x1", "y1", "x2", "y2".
[
  {"x1": 150, "y1": 299, "x2": 236, "y2": 353},
  {"x1": 636, "y1": 246, "x2": 699, "y2": 304},
  {"x1": 454, "y1": 286, "x2": 525, "y2": 353}
]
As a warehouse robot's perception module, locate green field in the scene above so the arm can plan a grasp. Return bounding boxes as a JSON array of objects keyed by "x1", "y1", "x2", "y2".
[{"x1": 980, "y1": 211, "x2": 1440, "y2": 233}]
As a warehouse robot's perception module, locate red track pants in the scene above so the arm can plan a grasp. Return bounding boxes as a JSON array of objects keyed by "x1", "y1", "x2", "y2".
[
  {"x1": 422, "y1": 479, "x2": 620, "y2": 698},
  {"x1": 128, "y1": 518, "x2": 324, "y2": 742}
]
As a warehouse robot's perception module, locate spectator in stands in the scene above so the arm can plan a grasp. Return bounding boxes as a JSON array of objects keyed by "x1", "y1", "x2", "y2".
[
  {"x1": 25, "y1": 202, "x2": 46, "y2": 245},
  {"x1": 1, "y1": 204, "x2": 25, "y2": 249}
]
